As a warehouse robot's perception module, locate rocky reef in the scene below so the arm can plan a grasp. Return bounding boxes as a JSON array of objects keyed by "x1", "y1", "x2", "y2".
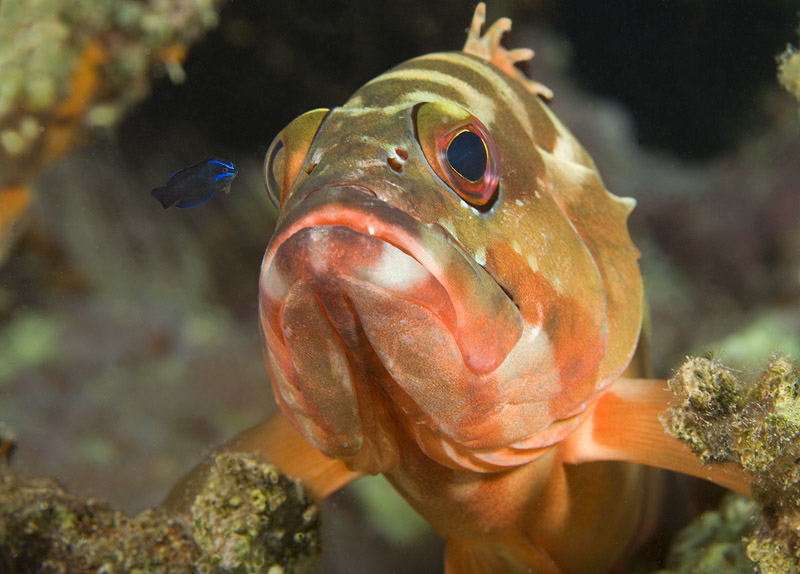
[
  {"x1": 663, "y1": 356, "x2": 800, "y2": 572},
  {"x1": 0, "y1": 451, "x2": 319, "y2": 574},
  {"x1": 777, "y1": 20, "x2": 800, "y2": 106},
  {"x1": 0, "y1": 0, "x2": 226, "y2": 261}
]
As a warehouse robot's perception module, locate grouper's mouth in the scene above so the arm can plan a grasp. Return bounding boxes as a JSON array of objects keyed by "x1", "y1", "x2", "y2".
[
  {"x1": 261, "y1": 185, "x2": 522, "y2": 376},
  {"x1": 257, "y1": 185, "x2": 584, "y2": 474}
]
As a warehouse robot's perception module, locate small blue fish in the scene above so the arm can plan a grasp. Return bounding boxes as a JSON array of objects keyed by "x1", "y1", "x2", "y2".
[{"x1": 151, "y1": 158, "x2": 238, "y2": 209}]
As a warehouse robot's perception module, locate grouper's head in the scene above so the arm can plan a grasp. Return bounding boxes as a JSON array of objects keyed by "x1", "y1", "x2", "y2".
[{"x1": 258, "y1": 49, "x2": 642, "y2": 475}]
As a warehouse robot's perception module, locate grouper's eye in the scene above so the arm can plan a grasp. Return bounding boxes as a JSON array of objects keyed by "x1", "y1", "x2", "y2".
[
  {"x1": 415, "y1": 101, "x2": 499, "y2": 208},
  {"x1": 264, "y1": 108, "x2": 329, "y2": 208}
]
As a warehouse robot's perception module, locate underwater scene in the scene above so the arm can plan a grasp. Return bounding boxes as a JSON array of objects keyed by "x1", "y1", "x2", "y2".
[{"x1": 1, "y1": 0, "x2": 800, "y2": 572}]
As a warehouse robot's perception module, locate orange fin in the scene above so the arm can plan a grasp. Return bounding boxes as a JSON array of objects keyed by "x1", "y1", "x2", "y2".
[
  {"x1": 561, "y1": 378, "x2": 752, "y2": 495},
  {"x1": 164, "y1": 413, "x2": 362, "y2": 513}
]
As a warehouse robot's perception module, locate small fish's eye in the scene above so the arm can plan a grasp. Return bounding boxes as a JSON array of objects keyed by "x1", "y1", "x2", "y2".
[
  {"x1": 415, "y1": 101, "x2": 499, "y2": 208},
  {"x1": 262, "y1": 108, "x2": 330, "y2": 209}
]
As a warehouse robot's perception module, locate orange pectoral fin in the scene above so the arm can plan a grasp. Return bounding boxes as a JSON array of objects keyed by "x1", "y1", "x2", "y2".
[
  {"x1": 561, "y1": 378, "x2": 751, "y2": 496},
  {"x1": 164, "y1": 413, "x2": 362, "y2": 514}
]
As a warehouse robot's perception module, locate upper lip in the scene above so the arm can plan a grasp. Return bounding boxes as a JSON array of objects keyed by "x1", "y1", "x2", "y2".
[
  {"x1": 266, "y1": 184, "x2": 439, "y2": 272},
  {"x1": 264, "y1": 183, "x2": 523, "y2": 375}
]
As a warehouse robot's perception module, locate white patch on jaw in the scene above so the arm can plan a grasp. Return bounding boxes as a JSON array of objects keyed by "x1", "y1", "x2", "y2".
[
  {"x1": 494, "y1": 322, "x2": 559, "y2": 402},
  {"x1": 515, "y1": 199, "x2": 524, "y2": 207},
  {"x1": 367, "y1": 242, "x2": 429, "y2": 290},
  {"x1": 367, "y1": 225, "x2": 375, "y2": 236},
  {"x1": 512, "y1": 241, "x2": 521, "y2": 255}
]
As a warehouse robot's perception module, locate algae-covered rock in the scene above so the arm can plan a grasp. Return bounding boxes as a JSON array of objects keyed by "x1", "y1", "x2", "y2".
[
  {"x1": 661, "y1": 355, "x2": 744, "y2": 465},
  {"x1": 191, "y1": 452, "x2": 320, "y2": 574},
  {"x1": 0, "y1": 451, "x2": 320, "y2": 573},
  {"x1": 0, "y1": 0, "x2": 227, "y2": 262},
  {"x1": 662, "y1": 356, "x2": 800, "y2": 572},
  {"x1": 0, "y1": 474, "x2": 200, "y2": 573},
  {"x1": 778, "y1": 19, "x2": 800, "y2": 105}
]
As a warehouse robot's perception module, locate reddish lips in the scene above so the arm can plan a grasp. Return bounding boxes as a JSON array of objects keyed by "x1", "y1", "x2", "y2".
[{"x1": 261, "y1": 186, "x2": 522, "y2": 376}]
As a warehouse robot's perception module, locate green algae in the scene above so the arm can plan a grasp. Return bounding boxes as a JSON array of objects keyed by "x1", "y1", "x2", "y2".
[
  {"x1": 0, "y1": 452, "x2": 320, "y2": 573},
  {"x1": 0, "y1": 0, "x2": 221, "y2": 120},
  {"x1": 0, "y1": 474, "x2": 200, "y2": 573},
  {"x1": 778, "y1": 18, "x2": 800, "y2": 106},
  {"x1": 191, "y1": 453, "x2": 320, "y2": 574},
  {"x1": 663, "y1": 356, "x2": 800, "y2": 572}
]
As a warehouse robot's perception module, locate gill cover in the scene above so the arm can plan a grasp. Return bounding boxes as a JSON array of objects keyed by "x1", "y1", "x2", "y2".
[{"x1": 264, "y1": 108, "x2": 329, "y2": 208}]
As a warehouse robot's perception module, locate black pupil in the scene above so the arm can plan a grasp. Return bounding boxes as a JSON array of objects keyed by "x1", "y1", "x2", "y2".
[{"x1": 446, "y1": 130, "x2": 486, "y2": 182}]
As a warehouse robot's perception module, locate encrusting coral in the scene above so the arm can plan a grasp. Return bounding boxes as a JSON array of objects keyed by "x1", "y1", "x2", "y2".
[
  {"x1": 0, "y1": 0, "x2": 227, "y2": 263},
  {"x1": 777, "y1": 18, "x2": 800, "y2": 108},
  {"x1": 778, "y1": 45, "x2": 800, "y2": 103},
  {"x1": 0, "y1": 451, "x2": 319, "y2": 574},
  {"x1": 663, "y1": 355, "x2": 800, "y2": 572},
  {"x1": 0, "y1": 474, "x2": 201, "y2": 573},
  {"x1": 191, "y1": 453, "x2": 321, "y2": 574}
]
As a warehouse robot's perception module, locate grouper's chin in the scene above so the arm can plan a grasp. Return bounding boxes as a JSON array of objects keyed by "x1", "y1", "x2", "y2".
[{"x1": 259, "y1": 186, "x2": 584, "y2": 474}]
